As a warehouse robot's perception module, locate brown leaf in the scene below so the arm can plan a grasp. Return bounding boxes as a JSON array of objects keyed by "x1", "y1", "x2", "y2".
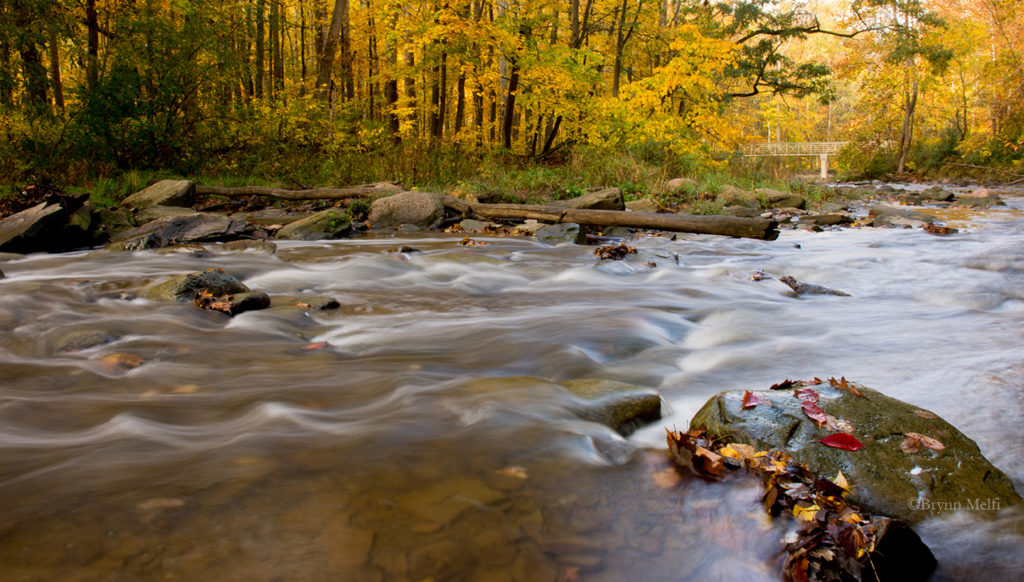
[
  {"x1": 794, "y1": 388, "x2": 819, "y2": 403},
  {"x1": 694, "y1": 445, "x2": 725, "y2": 477},
  {"x1": 905, "y1": 432, "x2": 945, "y2": 451},
  {"x1": 829, "y1": 376, "x2": 865, "y2": 397},
  {"x1": 900, "y1": 435, "x2": 922, "y2": 454},
  {"x1": 770, "y1": 379, "x2": 798, "y2": 390},
  {"x1": 912, "y1": 409, "x2": 938, "y2": 420},
  {"x1": 99, "y1": 353, "x2": 144, "y2": 371}
]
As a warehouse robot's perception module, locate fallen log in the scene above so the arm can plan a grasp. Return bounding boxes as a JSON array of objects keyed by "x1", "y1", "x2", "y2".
[
  {"x1": 195, "y1": 182, "x2": 403, "y2": 201},
  {"x1": 442, "y1": 196, "x2": 780, "y2": 240}
]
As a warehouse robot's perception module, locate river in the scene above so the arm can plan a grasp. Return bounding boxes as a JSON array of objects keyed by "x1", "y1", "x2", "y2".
[{"x1": 1, "y1": 193, "x2": 1022, "y2": 581}]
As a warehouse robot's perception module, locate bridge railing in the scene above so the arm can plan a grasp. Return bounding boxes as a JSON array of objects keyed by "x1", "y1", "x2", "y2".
[{"x1": 743, "y1": 142, "x2": 849, "y2": 157}]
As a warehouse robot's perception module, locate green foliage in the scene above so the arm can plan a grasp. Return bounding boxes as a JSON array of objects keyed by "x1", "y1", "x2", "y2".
[{"x1": 346, "y1": 199, "x2": 371, "y2": 221}]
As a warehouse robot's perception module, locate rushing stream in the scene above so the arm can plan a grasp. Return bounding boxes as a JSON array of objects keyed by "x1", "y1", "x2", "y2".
[{"x1": 1, "y1": 193, "x2": 1023, "y2": 581}]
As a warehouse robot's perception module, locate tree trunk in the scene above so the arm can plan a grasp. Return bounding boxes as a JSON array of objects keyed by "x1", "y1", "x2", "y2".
[
  {"x1": 404, "y1": 50, "x2": 417, "y2": 133},
  {"x1": 85, "y1": 0, "x2": 99, "y2": 90},
  {"x1": 48, "y1": 31, "x2": 64, "y2": 112},
  {"x1": 896, "y1": 70, "x2": 918, "y2": 174},
  {"x1": 0, "y1": 38, "x2": 13, "y2": 106},
  {"x1": 316, "y1": 0, "x2": 350, "y2": 101},
  {"x1": 430, "y1": 52, "x2": 447, "y2": 140},
  {"x1": 272, "y1": 0, "x2": 285, "y2": 94},
  {"x1": 442, "y1": 197, "x2": 780, "y2": 240},
  {"x1": 255, "y1": 0, "x2": 265, "y2": 100},
  {"x1": 454, "y1": 70, "x2": 466, "y2": 136},
  {"x1": 501, "y1": 60, "x2": 520, "y2": 149}
]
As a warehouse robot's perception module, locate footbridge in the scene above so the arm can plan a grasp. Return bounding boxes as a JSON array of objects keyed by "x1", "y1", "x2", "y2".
[{"x1": 742, "y1": 142, "x2": 848, "y2": 178}]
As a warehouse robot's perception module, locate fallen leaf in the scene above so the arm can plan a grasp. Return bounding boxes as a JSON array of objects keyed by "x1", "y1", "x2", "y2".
[
  {"x1": 741, "y1": 390, "x2": 762, "y2": 409},
  {"x1": 905, "y1": 432, "x2": 945, "y2": 451},
  {"x1": 825, "y1": 415, "x2": 855, "y2": 434},
  {"x1": 794, "y1": 388, "x2": 819, "y2": 403},
  {"x1": 694, "y1": 445, "x2": 725, "y2": 477},
  {"x1": 829, "y1": 376, "x2": 865, "y2": 397},
  {"x1": 900, "y1": 435, "x2": 922, "y2": 454},
  {"x1": 770, "y1": 379, "x2": 798, "y2": 390},
  {"x1": 303, "y1": 341, "x2": 328, "y2": 351},
  {"x1": 556, "y1": 566, "x2": 581, "y2": 582},
  {"x1": 793, "y1": 503, "x2": 822, "y2": 522},
  {"x1": 833, "y1": 471, "x2": 849, "y2": 491},
  {"x1": 801, "y1": 401, "x2": 829, "y2": 426},
  {"x1": 99, "y1": 353, "x2": 144, "y2": 371},
  {"x1": 912, "y1": 409, "x2": 938, "y2": 420},
  {"x1": 816, "y1": 433, "x2": 864, "y2": 451}
]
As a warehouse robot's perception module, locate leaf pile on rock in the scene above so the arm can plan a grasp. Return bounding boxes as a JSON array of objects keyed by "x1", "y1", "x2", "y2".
[
  {"x1": 594, "y1": 243, "x2": 637, "y2": 260},
  {"x1": 667, "y1": 426, "x2": 936, "y2": 581}
]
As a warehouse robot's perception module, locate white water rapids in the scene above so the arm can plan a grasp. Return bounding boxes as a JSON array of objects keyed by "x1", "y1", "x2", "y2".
[{"x1": 0, "y1": 194, "x2": 1022, "y2": 581}]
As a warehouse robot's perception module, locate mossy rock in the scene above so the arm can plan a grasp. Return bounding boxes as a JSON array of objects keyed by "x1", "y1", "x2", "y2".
[
  {"x1": 690, "y1": 381, "x2": 1022, "y2": 523},
  {"x1": 563, "y1": 378, "x2": 661, "y2": 436},
  {"x1": 142, "y1": 268, "x2": 251, "y2": 302},
  {"x1": 275, "y1": 209, "x2": 352, "y2": 240}
]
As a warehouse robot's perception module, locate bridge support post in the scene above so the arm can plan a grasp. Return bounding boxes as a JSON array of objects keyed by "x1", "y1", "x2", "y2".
[{"x1": 819, "y1": 154, "x2": 829, "y2": 180}]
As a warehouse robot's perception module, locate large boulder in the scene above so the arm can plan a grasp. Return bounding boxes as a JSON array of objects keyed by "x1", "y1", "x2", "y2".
[
  {"x1": 142, "y1": 267, "x2": 251, "y2": 302},
  {"x1": 0, "y1": 202, "x2": 67, "y2": 253},
  {"x1": 756, "y1": 188, "x2": 806, "y2": 210},
  {"x1": 664, "y1": 177, "x2": 698, "y2": 193},
  {"x1": 136, "y1": 204, "x2": 197, "y2": 224},
  {"x1": 868, "y1": 205, "x2": 936, "y2": 227},
  {"x1": 108, "y1": 213, "x2": 246, "y2": 250},
  {"x1": 549, "y1": 187, "x2": 625, "y2": 211},
  {"x1": 368, "y1": 191, "x2": 444, "y2": 228},
  {"x1": 121, "y1": 180, "x2": 195, "y2": 210},
  {"x1": 534, "y1": 222, "x2": 582, "y2": 244},
  {"x1": 717, "y1": 185, "x2": 759, "y2": 208},
  {"x1": 275, "y1": 208, "x2": 352, "y2": 240},
  {"x1": 690, "y1": 380, "x2": 1023, "y2": 523},
  {"x1": 956, "y1": 189, "x2": 1006, "y2": 208}
]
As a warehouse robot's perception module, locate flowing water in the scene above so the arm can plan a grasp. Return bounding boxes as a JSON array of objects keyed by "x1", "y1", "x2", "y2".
[{"x1": 1, "y1": 194, "x2": 1023, "y2": 581}]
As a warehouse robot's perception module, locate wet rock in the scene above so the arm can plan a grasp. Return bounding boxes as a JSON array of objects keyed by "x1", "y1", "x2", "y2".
[
  {"x1": 535, "y1": 223, "x2": 583, "y2": 244},
  {"x1": 664, "y1": 177, "x2": 697, "y2": 193},
  {"x1": 142, "y1": 267, "x2": 251, "y2": 302},
  {"x1": 757, "y1": 188, "x2": 806, "y2": 210},
  {"x1": 549, "y1": 187, "x2": 625, "y2": 211},
  {"x1": 820, "y1": 202, "x2": 849, "y2": 213},
  {"x1": 797, "y1": 213, "x2": 852, "y2": 226},
  {"x1": 196, "y1": 290, "x2": 271, "y2": 316},
  {"x1": 602, "y1": 226, "x2": 634, "y2": 238},
  {"x1": 154, "y1": 243, "x2": 212, "y2": 257},
  {"x1": 459, "y1": 219, "x2": 491, "y2": 231},
  {"x1": 368, "y1": 191, "x2": 444, "y2": 229},
  {"x1": 919, "y1": 186, "x2": 955, "y2": 202},
  {"x1": 868, "y1": 205, "x2": 936, "y2": 228},
  {"x1": 625, "y1": 198, "x2": 660, "y2": 213},
  {"x1": 108, "y1": 214, "x2": 246, "y2": 250},
  {"x1": 562, "y1": 378, "x2": 662, "y2": 436},
  {"x1": 0, "y1": 202, "x2": 67, "y2": 253},
  {"x1": 275, "y1": 208, "x2": 352, "y2": 240},
  {"x1": 121, "y1": 180, "x2": 195, "y2": 210},
  {"x1": 54, "y1": 329, "x2": 118, "y2": 352},
  {"x1": 717, "y1": 185, "x2": 759, "y2": 208},
  {"x1": 136, "y1": 204, "x2": 198, "y2": 224},
  {"x1": 956, "y1": 189, "x2": 1006, "y2": 208},
  {"x1": 94, "y1": 206, "x2": 137, "y2": 238},
  {"x1": 234, "y1": 208, "x2": 313, "y2": 226},
  {"x1": 779, "y1": 275, "x2": 850, "y2": 296},
  {"x1": 275, "y1": 296, "x2": 341, "y2": 311},
  {"x1": 222, "y1": 239, "x2": 277, "y2": 253},
  {"x1": 689, "y1": 381, "x2": 1024, "y2": 522},
  {"x1": 868, "y1": 517, "x2": 938, "y2": 582}
]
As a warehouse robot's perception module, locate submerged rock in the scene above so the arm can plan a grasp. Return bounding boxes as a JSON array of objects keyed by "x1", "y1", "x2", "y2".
[
  {"x1": 195, "y1": 290, "x2": 271, "y2": 316},
  {"x1": 779, "y1": 275, "x2": 851, "y2": 297},
  {"x1": 142, "y1": 267, "x2": 251, "y2": 302},
  {"x1": 689, "y1": 380, "x2": 1023, "y2": 522},
  {"x1": 222, "y1": 239, "x2": 278, "y2": 253},
  {"x1": 562, "y1": 378, "x2": 661, "y2": 436},
  {"x1": 121, "y1": 180, "x2": 195, "y2": 210}
]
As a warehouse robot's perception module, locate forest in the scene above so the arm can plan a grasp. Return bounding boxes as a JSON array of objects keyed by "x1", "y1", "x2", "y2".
[{"x1": 1, "y1": 0, "x2": 1022, "y2": 195}]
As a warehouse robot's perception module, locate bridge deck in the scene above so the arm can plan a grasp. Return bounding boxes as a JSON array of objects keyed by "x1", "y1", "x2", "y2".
[{"x1": 743, "y1": 142, "x2": 848, "y2": 157}]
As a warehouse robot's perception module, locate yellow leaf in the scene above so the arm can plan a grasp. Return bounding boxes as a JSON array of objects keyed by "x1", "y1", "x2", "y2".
[
  {"x1": 833, "y1": 470, "x2": 850, "y2": 491},
  {"x1": 793, "y1": 503, "x2": 821, "y2": 522}
]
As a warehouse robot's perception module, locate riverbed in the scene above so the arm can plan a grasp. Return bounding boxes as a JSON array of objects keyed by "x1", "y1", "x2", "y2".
[{"x1": 1, "y1": 194, "x2": 1022, "y2": 581}]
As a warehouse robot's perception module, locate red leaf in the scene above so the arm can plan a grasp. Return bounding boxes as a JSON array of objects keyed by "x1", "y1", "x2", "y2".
[
  {"x1": 742, "y1": 390, "x2": 762, "y2": 410},
  {"x1": 794, "y1": 388, "x2": 819, "y2": 403},
  {"x1": 816, "y1": 433, "x2": 864, "y2": 451},
  {"x1": 801, "y1": 401, "x2": 829, "y2": 426}
]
